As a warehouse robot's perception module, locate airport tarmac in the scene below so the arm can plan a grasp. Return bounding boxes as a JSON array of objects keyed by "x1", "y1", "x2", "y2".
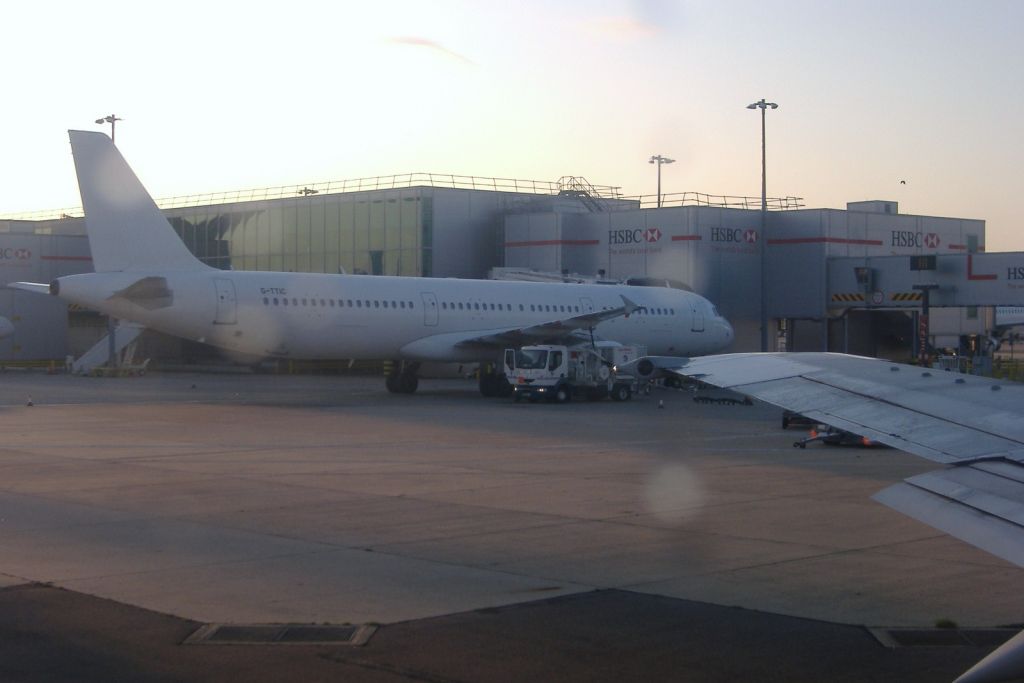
[{"x1": 0, "y1": 370, "x2": 1019, "y2": 681}]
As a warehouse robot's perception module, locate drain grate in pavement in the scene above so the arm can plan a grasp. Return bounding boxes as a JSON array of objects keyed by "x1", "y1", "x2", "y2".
[
  {"x1": 870, "y1": 627, "x2": 1018, "y2": 648},
  {"x1": 184, "y1": 623, "x2": 376, "y2": 646}
]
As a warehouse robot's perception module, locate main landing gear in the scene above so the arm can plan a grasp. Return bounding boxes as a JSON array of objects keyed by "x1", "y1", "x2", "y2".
[
  {"x1": 478, "y1": 364, "x2": 513, "y2": 397},
  {"x1": 385, "y1": 361, "x2": 420, "y2": 394}
]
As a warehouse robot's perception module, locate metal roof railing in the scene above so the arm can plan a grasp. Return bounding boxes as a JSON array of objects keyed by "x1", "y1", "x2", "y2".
[
  {"x1": 0, "y1": 177, "x2": 801, "y2": 223},
  {"x1": 0, "y1": 172, "x2": 624, "y2": 222},
  {"x1": 157, "y1": 173, "x2": 623, "y2": 209},
  {"x1": 626, "y1": 191, "x2": 804, "y2": 210}
]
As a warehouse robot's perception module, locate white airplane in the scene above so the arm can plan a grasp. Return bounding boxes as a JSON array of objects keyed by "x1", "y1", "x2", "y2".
[
  {"x1": 11, "y1": 131, "x2": 734, "y2": 395},
  {"x1": 641, "y1": 352, "x2": 1024, "y2": 683},
  {"x1": 996, "y1": 306, "x2": 1024, "y2": 329}
]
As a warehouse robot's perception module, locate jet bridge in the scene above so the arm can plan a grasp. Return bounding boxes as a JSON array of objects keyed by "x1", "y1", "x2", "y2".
[
  {"x1": 828, "y1": 252, "x2": 1024, "y2": 309},
  {"x1": 827, "y1": 252, "x2": 1024, "y2": 362}
]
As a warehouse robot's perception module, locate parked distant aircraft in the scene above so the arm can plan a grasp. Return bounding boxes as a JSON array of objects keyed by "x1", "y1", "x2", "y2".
[
  {"x1": 647, "y1": 352, "x2": 1024, "y2": 683},
  {"x1": 996, "y1": 306, "x2": 1024, "y2": 331},
  {"x1": 11, "y1": 131, "x2": 733, "y2": 395}
]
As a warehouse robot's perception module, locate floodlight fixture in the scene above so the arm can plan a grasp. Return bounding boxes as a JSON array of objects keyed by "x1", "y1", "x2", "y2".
[
  {"x1": 649, "y1": 155, "x2": 676, "y2": 207},
  {"x1": 94, "y1": 114, "x2": 123, "y2": 143}
]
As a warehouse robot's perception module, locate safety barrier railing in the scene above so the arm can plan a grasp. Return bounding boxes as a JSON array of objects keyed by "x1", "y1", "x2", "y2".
[
  {"x1": 624, "y1": 192, "x2": 804, "y2": 210},
  {"x1": 0, "y1": 173, "x2": 624, "y2": 222},
  {"x1": 0, "y1": 180, "x2": 804, "y2": 222}
]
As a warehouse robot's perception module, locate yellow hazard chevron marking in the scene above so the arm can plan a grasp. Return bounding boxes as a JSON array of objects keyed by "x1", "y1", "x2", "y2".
[
  {"x1": 891, "y1": 292, "x2": 923, "y2": 301},
  {"x1": 830, "y1": 293, "x2": 865, "y2": 302}
]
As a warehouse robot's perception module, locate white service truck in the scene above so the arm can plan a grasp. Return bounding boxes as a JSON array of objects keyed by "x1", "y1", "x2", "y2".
[{"x1": 503, "y1": 342, "x2": 646, "y2": 403}]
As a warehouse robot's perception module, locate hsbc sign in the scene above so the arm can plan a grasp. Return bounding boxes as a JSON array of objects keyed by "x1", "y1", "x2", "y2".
[
  {"x1": 710, "y1": 228, "x2": 758, "y2": 244},
  {"x1": 609, "y1": 228, "x2": 662, "y2": 245},
  {"x1": 891, "y1": 231, "x2": 941, "y2": 249},
  {"x1": 0, "y1": 248, "x2": 31, "y2": 261}
]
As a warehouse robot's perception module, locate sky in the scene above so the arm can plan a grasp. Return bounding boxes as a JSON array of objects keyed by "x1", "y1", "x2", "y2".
[{"x1": 2, "y1": 0, "x2": 1022, "y2": 249}]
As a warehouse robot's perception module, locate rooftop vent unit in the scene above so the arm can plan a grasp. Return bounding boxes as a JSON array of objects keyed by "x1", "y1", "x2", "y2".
[{"x1": 847, "y1": 200, "x2": 898, "y2": 215}]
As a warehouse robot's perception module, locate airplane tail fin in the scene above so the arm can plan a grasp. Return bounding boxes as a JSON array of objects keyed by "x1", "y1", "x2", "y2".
[{"x1": 68, "y1": 130, "x2": 209, "y2": 273}]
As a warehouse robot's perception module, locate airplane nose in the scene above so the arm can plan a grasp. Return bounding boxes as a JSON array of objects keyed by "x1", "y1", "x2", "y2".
[{"x1": 722, "y1": 319, "x2": 734, "y2": 345}]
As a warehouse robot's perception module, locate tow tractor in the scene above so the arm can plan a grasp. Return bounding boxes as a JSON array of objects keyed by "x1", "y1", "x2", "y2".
[{"x1": 503, "y1": 342, "x2": 645, "y2": 403}]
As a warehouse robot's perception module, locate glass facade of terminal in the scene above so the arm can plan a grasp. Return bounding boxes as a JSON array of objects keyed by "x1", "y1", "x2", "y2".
[{"x1": 166, "y1": 190, "x2": 432, "y2": 277}]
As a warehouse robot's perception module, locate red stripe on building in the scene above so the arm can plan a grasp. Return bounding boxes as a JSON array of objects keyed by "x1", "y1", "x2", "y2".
[
  {"x1": 671, "y1": 235, "x2": 702, "y2": 241},
  {"x1": 949, "y1": 244, "x2": 967, "y2": 250},
  {"x1": 766, "y1": 237, "x2": 883, "y2": 246},
  {"x1": 40, "y1": 255, "x2": 93, "y2": 261},
  {"x1": 967, "y1": 253, "x2": 997, "y2": 281},
  {"x1": 503, "y1": 240, "x2": 600, "y2": 247}
]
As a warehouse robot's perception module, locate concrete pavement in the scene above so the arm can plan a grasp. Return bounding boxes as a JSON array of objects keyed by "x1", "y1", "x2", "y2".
[{"x1": 0, "y1": 370, "x2": 1019, "y2": 680}]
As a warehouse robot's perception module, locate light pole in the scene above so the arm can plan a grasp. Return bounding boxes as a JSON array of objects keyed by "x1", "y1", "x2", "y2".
[
  {"x1": 94, "y1": 114, "x2": 122, "y2": 144},
  {"x1": 648, "y1": 154, "x2": 675, "y2": 208},
  {"x1": 747, "y1": 99, "x2": 777, "y2": 352},
  {"x1": 95, "y1": 114, "x2": 122, "y2": 370}
]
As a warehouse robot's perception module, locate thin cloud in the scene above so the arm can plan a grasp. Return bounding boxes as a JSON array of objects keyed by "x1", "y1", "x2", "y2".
[{"x1": 386, "y1": 36, "x2": 475, "y2": 65}]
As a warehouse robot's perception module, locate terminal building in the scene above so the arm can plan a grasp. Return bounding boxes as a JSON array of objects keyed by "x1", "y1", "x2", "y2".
[{"x1": 0, "y1": 172, "x2": 995, "y2": 366}]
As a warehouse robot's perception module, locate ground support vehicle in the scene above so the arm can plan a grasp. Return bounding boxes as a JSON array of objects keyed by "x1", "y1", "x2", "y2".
[
  {"x1": 781, "y1": 410, "x2": 817, "y2": 429},
  {"x1": 792, "y1": 426, "x2": 882, "y2": 449},
  {"x1": 503, "y1": 342, "x2": 645, "y2": 403}
]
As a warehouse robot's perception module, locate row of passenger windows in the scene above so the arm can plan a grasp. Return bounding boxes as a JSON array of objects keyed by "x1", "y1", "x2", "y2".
[
  {"x1": 441, "y1": 301, "x2": 580, "y2": 313},
  {"x1": 441, "y1": 302, "x2": 671, "y2": 316},
  {"x1": 262, "y1": 297, "x2": 416, "y2": 309},
  {"x1": 258, "y1": 296, "x2": 676, "y2": 316}
]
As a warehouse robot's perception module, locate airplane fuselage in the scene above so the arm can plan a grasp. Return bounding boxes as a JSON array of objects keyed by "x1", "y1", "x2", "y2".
[{"x1": 52, "y1": 270, "x2": 733, "y2": 362}]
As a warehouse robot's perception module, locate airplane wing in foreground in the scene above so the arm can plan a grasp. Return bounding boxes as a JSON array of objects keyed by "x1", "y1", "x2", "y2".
[
  {"x1": 663, "y1": 352, "x2": 1024, "y2": 562},
  {"x1": 665, "y1": 352, "x2": 1024, "y2": 465},
  {"x1": 661, "y1": 351, "x2": 1024, "y2": 683}
]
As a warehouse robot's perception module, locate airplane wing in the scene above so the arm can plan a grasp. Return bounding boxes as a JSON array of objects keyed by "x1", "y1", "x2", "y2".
[
  {"x1": 663, "y1": 351, "x2": 1024, "y2": 683},
  {"x1": 662, "y1": 352, "x2": 1024, "y2": 564},
  {"x1": 455, "y1": 294, "x2": 642, "y2": 348},
  {"x1": 400, "y1": 294, "x2": 643, "y2": 359}
]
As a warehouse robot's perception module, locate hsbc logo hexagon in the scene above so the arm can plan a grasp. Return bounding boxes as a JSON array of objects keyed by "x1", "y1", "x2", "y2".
[
  {"x1": 743, "y1": 229, "x2": 758, "y2": 244},
  {"x1": 643, "y1": 228, "x2": 662, "y2": 243},
  {"x1": 923, "y1": 233, "x2": 940, "y2": 249}
]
